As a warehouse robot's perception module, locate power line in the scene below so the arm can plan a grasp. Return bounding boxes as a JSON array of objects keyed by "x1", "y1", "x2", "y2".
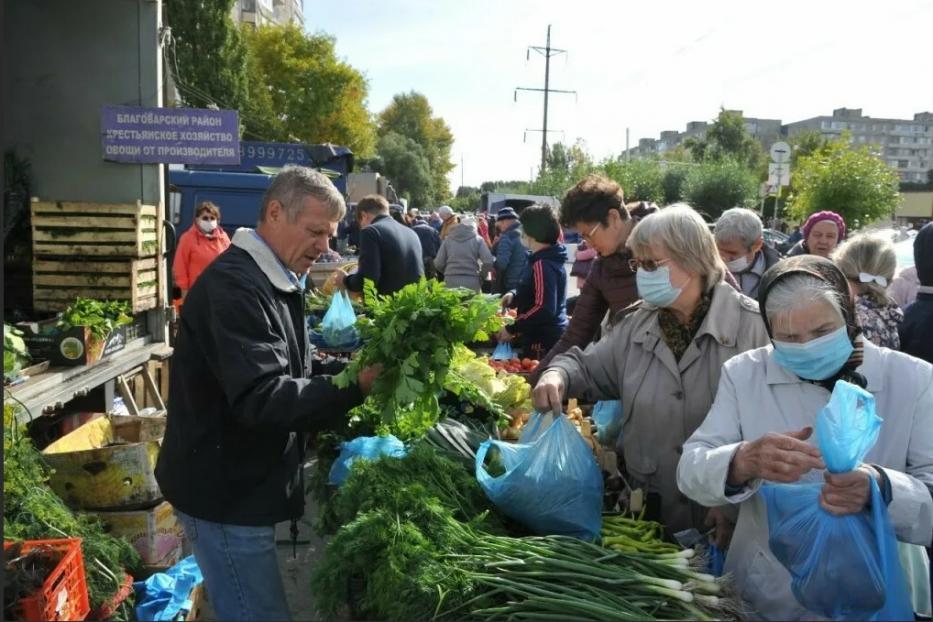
[{"x1": 514, "y1": 25, "x2": 576, "y2": 173}]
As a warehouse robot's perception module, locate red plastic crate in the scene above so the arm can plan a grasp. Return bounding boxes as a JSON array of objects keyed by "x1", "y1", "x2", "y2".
[{"x1": 4, "y1": 537, "x2": 91, "y2": 621}]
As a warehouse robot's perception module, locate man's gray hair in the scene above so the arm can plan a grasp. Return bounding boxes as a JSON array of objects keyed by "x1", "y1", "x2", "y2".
[
  {"x1": 764, "y1": 273, "x2": 845, "y2": 332},
  {"x1": 627, "y1": 203, "x2": 726, "y2": 292},
  {"x1": 258, "y1": 166, "x2": 346, "y2": 224},
  {"x1": 715, "y1": 207, "x2": 763, "y2": 248}
]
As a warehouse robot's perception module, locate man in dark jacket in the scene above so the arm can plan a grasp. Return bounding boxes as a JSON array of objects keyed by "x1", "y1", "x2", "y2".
[
  {"x1": 155, "y1": 167, "x2": 379, "y2": 621},
  {"x1": 335, "y1": 194, "x2": 424, "y2": 296},
  {"x1": 492, "y1": 207, "x2": 528, "y2": 293},
  {"x1": 411, "y1": 215, "x2": 442, "y2": 279},
  {"x1": 900, "y1": 221, "x2": 933, "y2": 364},
  {"x1": 498, "y1": 204, "x2": 569, "y2": 359},
  {"x1": 714, "y1": 207, "x2": 782, "y2": 299}
]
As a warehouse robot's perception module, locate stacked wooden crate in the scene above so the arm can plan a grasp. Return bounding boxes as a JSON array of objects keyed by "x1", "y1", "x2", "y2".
[{"x1": 31, "y1": 200, "x2": 161, "y2": 313}]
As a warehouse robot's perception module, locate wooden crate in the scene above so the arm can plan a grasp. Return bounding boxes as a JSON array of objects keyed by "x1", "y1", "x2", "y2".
[
  {"x1": 33, "y1": 257, "x2": 158, "y2": 313},
  {"x1": 31, "y1": 200, "x2": 159, "y2": 258}
]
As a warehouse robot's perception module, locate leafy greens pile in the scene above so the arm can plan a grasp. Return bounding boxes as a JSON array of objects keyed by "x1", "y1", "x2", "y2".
[
  {"x1": 334, "y1": 280, "x2": 502, "y2": 440},
  {"x1": 3, "y1": 402, "x2": 140, "y2": 610},
  {"x1": 59, "y1": 298, "x2": 133, "y2": 340},
  {"x1": 4, "y1": 324, "x2": 30, "y2": 382}
]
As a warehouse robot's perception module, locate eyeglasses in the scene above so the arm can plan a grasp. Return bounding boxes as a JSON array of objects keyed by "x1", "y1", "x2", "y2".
[
  {"x1": 628, "y1": 257, "x2": 671, "y2": 272},
  {"x1": 581, "y1": 222, "x2": 602, "y2": 242}
]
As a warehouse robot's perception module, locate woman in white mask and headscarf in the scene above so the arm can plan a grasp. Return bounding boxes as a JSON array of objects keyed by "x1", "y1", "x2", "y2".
[
  {"x1": 173, "y1": 200, "x2": 231, "y2": 307},
  {"x1": 532, "y1": 204, "x2": 770, "y2": 541}
]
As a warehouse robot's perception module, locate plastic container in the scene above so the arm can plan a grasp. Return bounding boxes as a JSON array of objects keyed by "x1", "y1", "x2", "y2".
[{"x1": 3, "y1": 537, "x2": 91, "y2": 621}]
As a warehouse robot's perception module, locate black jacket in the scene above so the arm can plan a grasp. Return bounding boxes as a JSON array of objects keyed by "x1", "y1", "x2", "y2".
[
  {"x1": 412, "y1": 220, "x2": 441, "y2": 259},
  {"x1": 900, "y1": 293, "x2": 933, "y2": 364},
  {"x1": 345, "y1": 214, "x2": 424, "y2": 295},
  {"x1": 155, "y1": 230, "x2": 363, "y2": 526}
]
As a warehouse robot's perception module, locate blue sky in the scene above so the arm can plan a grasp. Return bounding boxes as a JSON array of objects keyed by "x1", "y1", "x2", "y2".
[{"x1": 307, "y1": 0, "x2": 933, "y2": 194}]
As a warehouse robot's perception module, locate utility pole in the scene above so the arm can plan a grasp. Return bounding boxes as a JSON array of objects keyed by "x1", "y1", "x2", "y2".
[{"x1": 515, "y1": 25, "x2": 576, "y2": 173}]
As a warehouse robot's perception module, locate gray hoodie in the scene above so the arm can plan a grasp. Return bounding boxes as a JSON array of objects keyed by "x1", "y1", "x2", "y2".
[{"x1": 434, "y1": 222, "x2": 495, "y2": 290}]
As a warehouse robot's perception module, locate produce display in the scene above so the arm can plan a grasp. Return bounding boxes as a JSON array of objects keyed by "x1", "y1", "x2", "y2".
[
  {"x1": 3, "y1": 402, "x2": 140, "y2": 616},
  {"x1": 334, "y1": 280, "x2": 502, "y2": 440},
  {"x1": 4, "y1": 323, "x2": 30, "y2": 382},
  {"x1": 602, "y1": 512, "x2": 686, "y2": 555},
  {"x1": 487, "y1": 357, "x2": 539, "y2": 374},
  {"x1": 305, "y1": 288, "x2": 364, "y2": 315},
  {"x1": 58, "y1": 298, "x2": 133, "y2": 340},
  {"x1": 310, "y1": 444, "x2": 741, "y2": 622}
]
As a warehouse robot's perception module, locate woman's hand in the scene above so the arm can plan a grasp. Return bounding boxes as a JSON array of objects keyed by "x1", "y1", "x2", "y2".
[
  {"x1": 357, "y1": 364, "x2": 383, "y2": 395},
  {"x1": 820, "y1": 465, "x2": 878, "y2": 516},
  {"x1": 532, "y1": 370, "x2": 564, "y2": 416},
  {"x1": 496, "y1": 327, "x2": 514, "y2": 343},
  {"x1": 500, "y1": 292, "x2": 514, "y2": 308},
  {"x1": 728, "y1": 426, "x2": 825, "y2": 486}
]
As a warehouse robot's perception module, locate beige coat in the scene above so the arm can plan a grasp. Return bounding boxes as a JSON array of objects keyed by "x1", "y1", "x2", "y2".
[
  {"x1": 677, "y1": 342, "x2": 933, "y2": 621},
  {"x1": 548, "y1": 281, "x2": 771, "y2": 533}
]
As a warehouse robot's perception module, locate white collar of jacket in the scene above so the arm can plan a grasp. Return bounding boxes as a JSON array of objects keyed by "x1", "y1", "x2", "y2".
[
  {"x1": 231, "y1": 228, "x2": 301, "y2": 293},
  {"x1": 633, "y1": 281, "x2": 756, "y2": 348},
  {"x1": 764, "y1": 336, "x2": 883, "y2": 392}
]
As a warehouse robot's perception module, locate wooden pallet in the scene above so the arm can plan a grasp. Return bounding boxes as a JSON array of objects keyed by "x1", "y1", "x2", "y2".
[
  {"x1": 31, "y1": 200, "x2": 159, "y2": 258},
  {"x1": 33, "y1": 257, "x2": 158, "y2": 313}
]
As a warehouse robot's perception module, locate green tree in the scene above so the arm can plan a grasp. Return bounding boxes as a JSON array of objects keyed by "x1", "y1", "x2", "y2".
[
  {"x1": 600, "y1": 157, "x2": 664, "y2": 203},
  {"x1": 479, "y1": 180, "x2": 532, "y2": 193},
  {"x1": 660, "y1": 163, "x2": 691, "y2": 204},
  {"x1": 788, "y1": 138, "x2": 900, "y2": 226},
  {"x1": 789, "y1": 130, "x2": 830, "y2": 167},
  {"x1": 242, "y1": 25, "x2": 375, "y2": 155},
  {"x1": 378, "y1": 92, "x2": 454, "y2": 205},
  {"x1": 530, "y1": 140, "x2": 595, "y2": 197},
  {"x1": 685, "y1": 109, "x2": 764, "y2": 171},
  {"x1": 376, "y1": 132, "x2": 433, "y2": 207},
  {"x1": 168, "y1": 0, "x2": 250, "y2": 118},
  {"x1": 683, "y1": 159, "x2": 758, "y2": 220}
]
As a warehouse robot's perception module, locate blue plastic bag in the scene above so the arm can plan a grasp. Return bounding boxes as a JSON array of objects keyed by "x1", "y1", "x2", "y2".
[
  {"x1": 492, "y1": 341, "x2": 515, "y2": 360},
  {"x1": 760, "y1": 381, "x2": 912, "y2": 621},
  {"x1": 475, "y1": 413, "x2": 603, "y2": 540},
  {"x1": 328, "y1": 435, "x2": 407, "y2": 486},
  {"x1": 134, "y1": 556, "x2": 203, "y2": 621},
  {"x1": 321, "y1": 291, "x2": 358, "y2": 348},
  {"x1": 592, "y1": 400, "x2": 623, "y2": 444}
]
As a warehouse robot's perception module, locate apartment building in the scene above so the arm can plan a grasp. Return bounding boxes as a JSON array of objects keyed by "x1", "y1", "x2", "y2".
[
  {"x1": 231, "y1": 0, "x2": 304, "y2": 28},
  {"x1": 625, "y1": 112, "x2": 782, "y2": 159},
  {"x1": 785, "y1": 108, "x2": 932, "y2": 182}
]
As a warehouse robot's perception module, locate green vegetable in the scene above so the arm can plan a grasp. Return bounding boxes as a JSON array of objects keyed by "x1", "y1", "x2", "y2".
[
  {"x1": 3, "y1": 401, "x2": 140, "y2": 609},
  {"x1": 4, "y1": 324, "x2": 30, "y2": 382},
  {"x1": 58, "y1": 298, "x2": 133, "y2": 340},
  {"x1": 334, "y1": 280, "x2": 502, "y2": 440}
]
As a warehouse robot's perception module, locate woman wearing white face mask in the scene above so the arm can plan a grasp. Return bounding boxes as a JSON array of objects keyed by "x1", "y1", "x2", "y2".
[
  {"x1": 173, "y1": 201, "x2": 231, "y2": 306},
  {"x1": 677, "y1": 255, "x2": 933, "y2": 620},
  {"x1": 533, "y1": 204, "x2": 771, "y2": 540}
]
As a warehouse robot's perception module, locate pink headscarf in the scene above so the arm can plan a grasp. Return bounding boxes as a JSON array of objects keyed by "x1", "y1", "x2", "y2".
[{"x1": 802, "y1": 211, "x2": 847, "y2": 242}]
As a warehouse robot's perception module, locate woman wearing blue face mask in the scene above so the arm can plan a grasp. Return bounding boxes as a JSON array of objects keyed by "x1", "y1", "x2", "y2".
[
  {"x1": 677, "y1": 255, "x2": 933, "y2": 621},
  {"x1": 533, "y1": 204, "x2": 771, "y2": 541}
]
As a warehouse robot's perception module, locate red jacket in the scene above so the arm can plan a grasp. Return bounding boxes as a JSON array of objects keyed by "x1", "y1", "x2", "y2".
[{"x1": 173, "y1": 225, "x2": 231, "y2": 292}]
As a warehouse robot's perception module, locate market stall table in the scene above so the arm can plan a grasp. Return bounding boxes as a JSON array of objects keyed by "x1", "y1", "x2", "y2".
[{"x1": 7, "y1": 337, "x2": 172, "y2": 425}]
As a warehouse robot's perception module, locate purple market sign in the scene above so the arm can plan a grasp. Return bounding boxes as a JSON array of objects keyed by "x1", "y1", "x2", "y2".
[{"x1": 101, "y1": 105, "x2": 240, "y2": 165}]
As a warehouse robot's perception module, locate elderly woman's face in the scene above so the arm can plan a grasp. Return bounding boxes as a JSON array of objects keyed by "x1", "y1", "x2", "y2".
[
  {"x1": 634, "y1": 243, "x2": 694, "y2": 290},
  {"x1": 807, "y1": 221, "x2": 840, "y2": 258},
  {"x1": 771, "y1": 300, "x2": 845, "y2": 344}
]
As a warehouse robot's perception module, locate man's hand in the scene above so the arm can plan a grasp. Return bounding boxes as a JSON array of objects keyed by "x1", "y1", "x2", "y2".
[
  {"x1": 357, "y1": 364, "x2": 382, "y2": 395},
  {"x1": 332, "y1": 270, "x2": 347, "y2": 290},
  {"x1": 497, "y1": 327, "x2": 514, "y2": 343},
  {"x1": 704, "y1": 507, "x2": 736, "y2": 549},
  {"x1": 728, "y1": 426, "x2": 825, "y2": 486},
  {"x1": 500, "y1": 292, "x2": 514, "y2": 308},
  {"x1": 820, "y1": 465, "x2": 877, "y2": 516},
  {"x1": 532, "y1": 370, "x2": 564, "y2": 416}
]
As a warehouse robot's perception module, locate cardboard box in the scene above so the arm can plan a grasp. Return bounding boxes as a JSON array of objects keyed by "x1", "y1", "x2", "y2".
[
  {"x1": 18, "y1": 318, "x2": 127, "y2": 367},
  {"x1": 93, "y1": 501, "x2": 184, "y2": 566},
  {"x1": 43, "y1": 415, "x2": 165, "y2": 510}
]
